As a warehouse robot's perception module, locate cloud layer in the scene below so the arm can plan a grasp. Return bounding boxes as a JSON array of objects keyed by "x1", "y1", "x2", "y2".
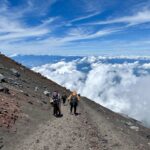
[{"x1": 32, "y1": 56, "x2": 150, "y2": 127}]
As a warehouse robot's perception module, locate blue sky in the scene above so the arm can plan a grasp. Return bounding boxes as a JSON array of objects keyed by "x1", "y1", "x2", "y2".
[{"x1": 0, "y1": 0, "x2": 150, "y2": 56}]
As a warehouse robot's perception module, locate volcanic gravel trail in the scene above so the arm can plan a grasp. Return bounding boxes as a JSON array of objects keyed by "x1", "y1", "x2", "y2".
[
  {"x1": 15, "y1": 102, "x2": 103, "y2": 150},
  {"x1": 14, "y1": 99, "x2": 150, "y2": 150}
]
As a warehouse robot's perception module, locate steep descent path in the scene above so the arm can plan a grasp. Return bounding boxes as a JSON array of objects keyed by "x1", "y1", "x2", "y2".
[
  {"x1": 15, "y1": 101, "x2": 103, "y2": 150},
  {"x1": 14, "y1": 98, "x2": 150, "y2": 150}
]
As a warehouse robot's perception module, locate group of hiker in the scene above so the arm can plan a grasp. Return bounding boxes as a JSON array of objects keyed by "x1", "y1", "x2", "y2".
[{"x1": 50, "y1": 90, "x2": 80, "y2": 117}]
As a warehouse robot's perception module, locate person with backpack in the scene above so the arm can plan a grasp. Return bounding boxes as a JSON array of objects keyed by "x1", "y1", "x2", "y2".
[
  {"x1": 68, "y1": 91, "x2": 80, "y2": 115},
  {"x1": 62, "y1": 91, "x2": 67, "y2": 105},
  {"x1": 52, "y1": 91, "x2": 62, "y2": 117}
]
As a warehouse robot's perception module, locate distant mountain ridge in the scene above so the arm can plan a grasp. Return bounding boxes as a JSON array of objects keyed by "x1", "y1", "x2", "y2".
[
  {"x1": 11, "y1": 55, "x2": 150, "y2": 68},
  {"x1": 11, "y1": 55, "x2": 82, "y2": 68}
]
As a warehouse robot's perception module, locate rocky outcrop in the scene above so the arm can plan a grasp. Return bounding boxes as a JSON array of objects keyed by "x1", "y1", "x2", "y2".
[
  {"x1": 0, "y1": 86, "x2": 9, "y2": 94},
  {"x1": 0, "y1": 74, "x2": 6, "y2": 83},
  {"x1": 10, "y1": 68, "x2": 20, "y2": 77},
  {"x1": 43, "y1": 90, "x2": 50, "y2": 96}
]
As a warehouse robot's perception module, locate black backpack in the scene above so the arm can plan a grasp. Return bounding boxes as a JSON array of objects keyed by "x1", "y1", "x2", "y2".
[
  {"x1": 52, "y1": 92, "x2": 60, "y2": 104},
  {"x1": 62, "y1": 95, "x2": 67, "y2": 99},
  {"x1": 71, "y1": 95, "x2": 78, "y2": 104}
]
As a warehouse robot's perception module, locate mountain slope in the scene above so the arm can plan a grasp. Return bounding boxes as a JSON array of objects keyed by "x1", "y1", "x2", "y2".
[{"x1": 0, "y1": 53, "x2": 150, "y2": 150}]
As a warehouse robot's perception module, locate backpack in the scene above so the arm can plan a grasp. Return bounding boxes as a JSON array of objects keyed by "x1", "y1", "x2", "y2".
[
  {"x1": 52, "y1": 92, "x2": 60, "y2": 104},
  {"x1": 62, "y1": 95, "x2": 67, "y2": 100},
  {"x1": 70, "y1": 95, "x2": 78, "y2": 105}
]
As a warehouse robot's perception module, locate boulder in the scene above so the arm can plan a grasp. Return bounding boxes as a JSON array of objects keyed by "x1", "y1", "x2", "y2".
[
  {"x1": 12, "y1": 81, "x2": 23, "y2": 87},
  {"x1": 28, "y1": 101, "x2": 33, "y2": 105},
  {"x1": 0, "y1": 144, "x2": 4, "y2": 149},
  {"x1": 0, "y1": 74, "x2": 6, "y2": 82},
  {"x1": 42, "y1": 100, "x2": 47, "y2": 104},
  {"x1": 130, "y1": 126, "x2": 139, "y2": 132},
  {"x1": 124, "y1": 121, "x2": 133, "y2": 126},
  {"x1": 20, "y1": 67, "x2": 24, "y2": 71},
  {"x1": 10, "y1": 68, "x2": 20, "y2": 77},
  {"x1": 0, "y1": 86, "x2": 4, "y2": 92},
  {"x1": 0, "y1": 86, "x2": 9, "y2": 94},
  {"x1": 3, "y1": 87, "x2": 9, "y2": 94},
  {"x1": 146, "y1": 135, "x2": 150, "y2": 139},
  {"x1": 0, "y1": 64, "x2": 4, "y2": 69},
  {"x1": 34, "y1": 86, "x2": 39, "y2": 92},
  {"x1": 24, "y1": 93, "x2": 29, "y2": 97},
  {"x1": 43, "y1": 90, "x2": 50, "y2": 96}
]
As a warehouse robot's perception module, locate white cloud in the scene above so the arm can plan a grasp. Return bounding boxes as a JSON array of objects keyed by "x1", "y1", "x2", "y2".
[
  {"x1": 70, "y1": 11, "x2": 101, "y2": 23},
  {"x1": 32, "y1": 61, "x2": 85, "y2": 90},
  {"x1": 1, "y1": 0, "x2": 150, "y2": 55},
  {"x1": 0, "y1": 0, "x2": 58, "y2": 42},
  {"x1": 57, "y1": 28, "x2": 119, "y2": 43},
  {"x1": 0, "y1": 0, "x2": 116, "y2": 52},
  {"x1": 90, "y1": 9, "x2": 150, "y2": 26},
  {"x1": 77, "y1": 0, "x2": 102, "y2": 14},
  {"x1": 0, "y1": 28, "x2": 49, "y2": 41},
  {"x1": 32, "y1": 56, "x2": 150, "y2": 127},
  {"x1": 17, "y1": 27, "x2": 119, "y2": 51},
  {"x1": 142, "y1": 63, "x2": 150, "y2": 69}
]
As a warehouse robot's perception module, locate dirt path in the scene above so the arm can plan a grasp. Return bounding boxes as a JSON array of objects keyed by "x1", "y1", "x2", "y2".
[
  {"x1": 14, "y1": 99, "x2": 150, "y2": 150},
  {"x1": 14, "y1": 101, "x2": 107, "y2": 150}
]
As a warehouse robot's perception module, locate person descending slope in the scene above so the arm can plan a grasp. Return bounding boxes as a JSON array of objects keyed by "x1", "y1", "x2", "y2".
[
  {"x1": 52, "y1": 91, "x2": 62, "y2": 117},
  {"x1": 62, "y1": 91, "x2": 67, "y2": 105},
  {"x1": 68, "y1": 91, "x2": 80, "y2": 115}
]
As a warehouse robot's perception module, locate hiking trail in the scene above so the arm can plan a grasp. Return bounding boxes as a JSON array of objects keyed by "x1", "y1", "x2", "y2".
[{"x1": 14, "y1": 99, "x2": 150, "y2": 150}]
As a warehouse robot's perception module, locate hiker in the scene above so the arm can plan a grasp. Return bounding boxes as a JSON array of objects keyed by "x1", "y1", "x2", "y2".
[
  {"x1": 52, "y1": 91, "x2": 62, "y2": 117},
  {"x1": 61, "y1": 92, "x2": 67, "y2": 105},
  {"x1": 68, "y1": 91, "x2": 80, "y2": 115}
]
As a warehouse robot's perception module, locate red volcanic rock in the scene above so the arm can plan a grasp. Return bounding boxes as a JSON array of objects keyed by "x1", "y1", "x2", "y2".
[{"x1": 0, "y1": 97, "x2": 20, "y2": 128}]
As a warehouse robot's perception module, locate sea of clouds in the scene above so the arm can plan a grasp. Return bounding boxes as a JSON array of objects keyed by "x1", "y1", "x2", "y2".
[{"x1": 32, "y1": 56, "x2": 150, "y2": 127}]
